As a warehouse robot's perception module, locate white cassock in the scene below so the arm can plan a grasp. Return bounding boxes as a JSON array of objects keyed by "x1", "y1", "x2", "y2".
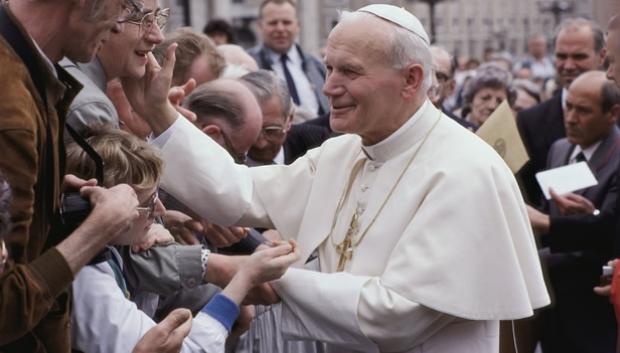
[{"x1": 153, "y1": 100, "x2": 549, "y2": 353}]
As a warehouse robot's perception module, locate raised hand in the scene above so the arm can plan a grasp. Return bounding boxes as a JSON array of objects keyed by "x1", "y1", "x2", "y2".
[
  {"x1": 122, "y1": 44, "x2": 179, "y2": 136},
  {"x1": 163, "y1": 210, "x2": 203, "y2": 245},
  {"x1": 239, "y1": 240, "x2": 300, "y2": 286},
  {"x1": 203, "y1": 223, "x2": 248, "y2": 248},
  {"x1": 132, "y1": 308, "x2": 192, "y2": 353},
  {"x1": 80, "y1": 184, "x2": 140, "y2": 239},
  {"x1": 168, "y1": 78, "x2": 197, "y2": 122},
  {"x1": 131, "y1": 223, "x2": 175, "y2": 253}
]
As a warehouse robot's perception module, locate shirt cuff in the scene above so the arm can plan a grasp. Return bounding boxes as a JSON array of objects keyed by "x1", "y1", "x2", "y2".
[
  {"x1": 201, "y1": 293, "x2": 240, "y2": 332},
  {"x1": 150, "y1": 112, "x2": 184, "y2": 148}
]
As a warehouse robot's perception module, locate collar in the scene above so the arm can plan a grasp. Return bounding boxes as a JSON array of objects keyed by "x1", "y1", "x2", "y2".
[
  {"x1": 266, "y1": 44, "x2": 301, "y2": 65},
  {"x1": 274, "y1": 146, "x2": 285, "y2": 164},
  {"x1": 77, "y1": 57, "x2": 108, "y2": 91},
  {"x1": 31, "y1": 36, "x2": 57, "y2": 78},
  {"x1": 362, "y1": 99, "x2": 434, "y2": 162},
  {"x1": 570, "y1": 141, "x2": 602, "y2": 162},
  {"x1": 561, "y1": 87, "x2": 568, "y2": 111}
]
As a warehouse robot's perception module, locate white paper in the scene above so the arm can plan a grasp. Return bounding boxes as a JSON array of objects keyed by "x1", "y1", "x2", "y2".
[{"x1": 535, "y1": 162, "x2": 598, "y2": 199}]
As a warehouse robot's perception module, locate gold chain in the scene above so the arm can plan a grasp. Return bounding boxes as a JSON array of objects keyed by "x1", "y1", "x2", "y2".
[{"x1": 330, "y1": 110, "x2": 442, "y2": 271}]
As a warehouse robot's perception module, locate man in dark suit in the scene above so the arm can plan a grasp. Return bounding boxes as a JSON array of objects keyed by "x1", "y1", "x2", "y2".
[
  {"x1": 241, "y1": 70, "x2": 331, "y2": 166},
  {"x1": 247, "y1": 0, "x2": 328, "y2": 116},
  {"x1": 517, "y1": 18, "x2": 606, "y2": 206},
  {"x1": 527, "y1": 71, "x2": 620, "y2": 353}
]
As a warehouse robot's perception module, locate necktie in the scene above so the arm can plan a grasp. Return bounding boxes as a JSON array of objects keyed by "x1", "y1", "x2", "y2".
[
  {"x1": 575, "y1": 151, "x2": 586, "y2": 163},
  {"x1": 280, "y1": 54, "x2": 300, "y2": 105}
]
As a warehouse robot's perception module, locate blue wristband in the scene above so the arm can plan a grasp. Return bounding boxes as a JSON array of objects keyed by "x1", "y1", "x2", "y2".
[{"x1": 201, "y1": 293, "x2": 240, "y2": 332}]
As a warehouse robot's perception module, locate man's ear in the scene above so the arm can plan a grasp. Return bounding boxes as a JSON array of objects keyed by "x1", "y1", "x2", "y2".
[
  {"x1": 202, "y1": 124, "x2": 224, "y2": 144},
  {"x1": 402, "y1": 63, "x2": 425, "y2": 100},
  {"x1": 607, "y1": 104, "x2": 620, "y2": 125},
  {"x1": 599, "y1": 47, "x2": 608, "y2": 68}
]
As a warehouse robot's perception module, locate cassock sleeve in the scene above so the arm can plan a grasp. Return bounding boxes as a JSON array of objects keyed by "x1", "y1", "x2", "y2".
[
  {"x1": 272, "y1": 269, "x2": 455, "y2": 352},
  {"x1": 153, "y1": 117, "x2": 269, "y2": 227}
]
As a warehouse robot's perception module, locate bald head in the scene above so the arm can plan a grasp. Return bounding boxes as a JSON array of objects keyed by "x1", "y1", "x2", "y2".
[
  {"x1": 564, "y1": 71, "x2": 620, "y2": 147},
  {"x1": 429, "y1": 46, "x2": 455, "y2": 106},
  {"x1": 218, "y1": 44, "x2": 259, "y2": 72},
  {"x1": 185, "y1": 79, "x2": 263, "y2": 162}
]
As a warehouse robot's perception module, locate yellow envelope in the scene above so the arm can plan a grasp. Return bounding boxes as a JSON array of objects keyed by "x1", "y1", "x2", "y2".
[{"x1": 476, "y1": 100, "x2": 529, "y2": 174}]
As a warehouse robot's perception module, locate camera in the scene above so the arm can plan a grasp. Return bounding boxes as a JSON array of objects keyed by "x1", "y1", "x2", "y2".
[{"x1": 59, "y1": 192, "x2": 92, "y2": 234}]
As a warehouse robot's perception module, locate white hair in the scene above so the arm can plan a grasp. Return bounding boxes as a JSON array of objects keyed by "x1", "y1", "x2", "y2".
[
  {"x1": 339, "y1": 11, "x2": 433, "y2": 94},
  {"x1": 220, "y1": 64, "x2": 250, "y2": 79}
]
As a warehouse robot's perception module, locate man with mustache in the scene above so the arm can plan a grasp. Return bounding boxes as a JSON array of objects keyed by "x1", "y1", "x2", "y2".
[
  {"x1": 517, "y1": 18, "x2": 606, "y2": 207},
  {"x1": 527, "y1": 71, "x2": 620, "y2": 353}
]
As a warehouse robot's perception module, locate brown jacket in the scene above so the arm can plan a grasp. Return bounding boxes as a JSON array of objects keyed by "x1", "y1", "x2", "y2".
[{"x1": 0, "y1": 4, "x2": 81, "y2": 352}]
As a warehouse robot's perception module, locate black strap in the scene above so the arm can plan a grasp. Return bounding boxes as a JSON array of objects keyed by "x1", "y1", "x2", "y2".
[{"x1": 65, "y1": 123, "x2": 106, "y2": 185}]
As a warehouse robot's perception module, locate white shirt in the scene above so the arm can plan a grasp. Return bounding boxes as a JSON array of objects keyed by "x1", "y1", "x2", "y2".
[
  {"x1": 71, "y1": 248, "x2": 231, "y2": 353},
  {"x1": 267, "y1": 46, "x2": 320, "y2": 115},
  {"x1": 569, "y1": 141, "x2": 602, "y2": 164}
]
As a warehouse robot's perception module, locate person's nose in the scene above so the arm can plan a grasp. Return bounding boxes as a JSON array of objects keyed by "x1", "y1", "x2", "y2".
[
  {"x1": 323, "y1": 72, "x2": 345, "y2": 98},
  {"x1": 145, "y1": 23, "x2": 165, "y2": 45}
]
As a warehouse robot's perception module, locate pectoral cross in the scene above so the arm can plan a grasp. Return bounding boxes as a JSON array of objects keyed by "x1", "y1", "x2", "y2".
[{"x1": 336, "y1": 212, "x2": 360, "y2": 272}]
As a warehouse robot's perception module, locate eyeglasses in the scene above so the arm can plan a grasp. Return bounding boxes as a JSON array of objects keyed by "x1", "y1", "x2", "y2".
[
  {"x1": 221, "y1": 131, "x2": 247, "y2": 164},
  {"x1": 126, "y1": 7, "x2": 170, "y2": 34},
  {"x1": 260, "y1": 125, "x2": 288, "y2": 141},
  {"x1": 136, "y1": 191, "x2": 159, "y2": 220},
  {"x1": 435, "y1": 71, "x2": 451, "y2": 83}
]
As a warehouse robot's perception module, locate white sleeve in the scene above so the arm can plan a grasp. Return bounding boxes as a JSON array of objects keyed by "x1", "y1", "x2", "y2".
[
  {"x1": 271, "y1": 269, "x2": 455, "y2": 352},
  {"x1": 71, "y1": 263, "x2": 229, "y2": 353},
  {"x1": 153, "y1": 115, "x2": 270, "y2": 227}
]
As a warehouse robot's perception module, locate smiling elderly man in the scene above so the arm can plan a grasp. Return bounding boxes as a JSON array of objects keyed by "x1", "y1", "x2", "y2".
[{"x1": 123, "y1": 4, "x2": 549, "y2": 353}]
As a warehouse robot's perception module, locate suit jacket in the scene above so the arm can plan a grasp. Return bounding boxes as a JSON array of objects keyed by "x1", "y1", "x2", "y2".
[
  {"x1": 248, "y1": 44, "x2": 329, "y2": 115},
  {"x1": 539, "y1": 127, "x2": 620, "y2": 353},
  {"x1": 517, "y1": 92, "x2": 565, "y2": 206},
  {"x1": 0, "y1": 4, "x2": 81, "y2": 352},
  {"x1": 543, "y1": 127, "x2": 620, "y2": 254},
  {"x1": 283, "y1": 123, "x2": 331, "y2": 164}
]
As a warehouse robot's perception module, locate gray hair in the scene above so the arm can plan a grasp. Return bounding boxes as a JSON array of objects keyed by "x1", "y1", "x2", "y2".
[
  {"x1": 0, "y1": 171, "x2": 11, "y2": 239},
  {"x1": 554, "y1": 18, "x2": 606, "y2": 53},
  {"x1": 184, "y1": 82, "x2": 245, "y2": 129},
  {"x1": 339, "y1": 11, "x2": 433, "y2": 94},
  {"x1": 513, "y1": 79, "x2": 541, "y2": 104},
  {"x1": 240, "y1": 70, "x2": 293, "y2": 119},
  {"x1": 462, "y1": 64, "x2": 517, "y2": 106}
]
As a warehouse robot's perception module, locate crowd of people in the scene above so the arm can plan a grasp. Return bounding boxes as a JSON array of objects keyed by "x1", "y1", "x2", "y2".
[{"x1": 0, "y1": 0, "x2": 620, "y2": 352}]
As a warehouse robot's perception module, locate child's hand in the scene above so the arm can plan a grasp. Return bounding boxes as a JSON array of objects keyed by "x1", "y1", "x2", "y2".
[{"x1": 240, "y1": 240, "x2": 300, "y2": 286}]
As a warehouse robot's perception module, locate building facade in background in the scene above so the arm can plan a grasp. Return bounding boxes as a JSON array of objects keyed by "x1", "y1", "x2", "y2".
[{"x1": 167, "y1": 0, "x2": 619, "y2": 61}]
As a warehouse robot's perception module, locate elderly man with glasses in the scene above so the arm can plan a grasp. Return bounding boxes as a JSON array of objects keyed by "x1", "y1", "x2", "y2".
[
  {"x1": 62, "y1": 0, "x2": 169, "y2": 138},
  {"x1": 61, "y1": 0, "x2": 239, "y2": 322},
  {"x1": 240, "y1": 70, "x2": 332, "y2": 166}
]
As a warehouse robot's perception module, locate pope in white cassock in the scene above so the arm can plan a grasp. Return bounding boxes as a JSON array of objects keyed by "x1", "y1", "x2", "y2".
[{"x1": 130, "y1": 4, "x2": 550, "y2": 353}]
